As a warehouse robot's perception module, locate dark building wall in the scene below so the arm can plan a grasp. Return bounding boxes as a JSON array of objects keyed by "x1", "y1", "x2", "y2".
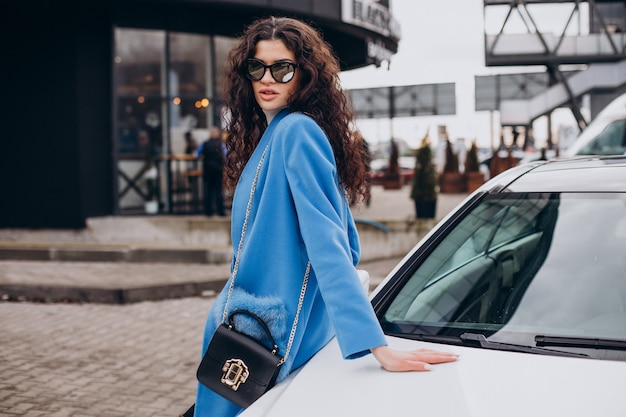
[
  {"x1": 1, "y1": 1, "x2": 113, "y2": 228},
  {"x1": 2, "y1": 2, "x2": 80, "y2": 228},
  {"x1": 75, "y1": 4, "x2": 115, "y2": 224}
]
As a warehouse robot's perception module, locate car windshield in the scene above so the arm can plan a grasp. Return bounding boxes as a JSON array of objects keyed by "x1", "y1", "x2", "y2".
[
  {"x1": 380, "y1": 192, "x2": 626, "y2": 358},
  {"x1": 577, "y1": 118, "x2": 626, "y2": 156}
]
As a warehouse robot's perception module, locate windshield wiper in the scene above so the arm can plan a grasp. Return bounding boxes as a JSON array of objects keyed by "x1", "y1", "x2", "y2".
[
  {"x1": 535, "y1": 335, "x2": 626, "y2": 351},
  {"x1": 459, "y1": 333, "x2": 587, "y2": 357},
  {"x1": 391, "y1": 330, "x2": 587, "y2": 358}
]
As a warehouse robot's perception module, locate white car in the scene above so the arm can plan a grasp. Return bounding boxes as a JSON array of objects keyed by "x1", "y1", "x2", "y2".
[
  {"x1": 564, "y1": 93, "x2": 626, "y2": 157},
  {"x1": 241, "y1": 155, "x2": 626, "y2": 417}
]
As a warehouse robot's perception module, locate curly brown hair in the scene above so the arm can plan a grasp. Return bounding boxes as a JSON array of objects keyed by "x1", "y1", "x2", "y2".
[{"x1": 223, "y1": 16, "x2": 370, "y2": 204}]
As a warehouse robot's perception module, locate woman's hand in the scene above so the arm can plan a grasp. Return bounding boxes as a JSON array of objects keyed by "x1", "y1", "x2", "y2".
[{"x1": 371, "y1": 345, "x2": 458, "y2": 372}]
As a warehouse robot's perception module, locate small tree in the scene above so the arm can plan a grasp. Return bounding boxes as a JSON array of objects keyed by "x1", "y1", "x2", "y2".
[
  {"x1": 440, "y1": 136, "x2": 465, "y2": 193},
  {"x1": 443, "y1": 137, "x2": 459, "y2": 173},
  {"x1": 465, "y1": 140, "x2": 480, "y2": 172},
  {"x1": 411, "y1": 135, "x2": 438, "y2": 202},
  {"x1": 383, "y1": 138, "x2": 402, "y2": 189},
  {"x1": 465, "y1": 139, "x2": 484, "y2": 193}
]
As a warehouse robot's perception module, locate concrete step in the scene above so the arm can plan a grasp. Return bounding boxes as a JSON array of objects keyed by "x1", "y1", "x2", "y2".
[
  {"x1": 0, "y1": 217, "x2": 437, "y2": 264},
  {"x1": 0, "y1": 241, "x2": 232, "y2": 264},
  {"x1": 0, "y1": 259, "x2": 231, "y2": 304}
]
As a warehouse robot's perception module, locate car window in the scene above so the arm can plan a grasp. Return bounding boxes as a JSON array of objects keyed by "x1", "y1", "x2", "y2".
[
  {"x1": 380, "y1": 192, "x2": 626, "y2": 356},
  {"x1": 577, "y1": 119, "x2": 626, "y2": 155}
]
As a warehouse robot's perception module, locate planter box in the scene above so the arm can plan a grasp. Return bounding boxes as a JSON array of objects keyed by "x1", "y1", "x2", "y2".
[
  {"x1": 465, "y1": 171, "x2": 484, "y2": 193},
  {"x1": 382, "y1": 177, "x2": 403, "y2": 190},
  {"x1": 414, "y1": 200, "x2": 437, "y2": 219},
  {"x1": 439, "y1": 172, "x2": 466, "y2": 193}
]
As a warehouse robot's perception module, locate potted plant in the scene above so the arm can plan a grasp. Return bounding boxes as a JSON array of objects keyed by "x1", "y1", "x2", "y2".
[
  {"x1": 465, "y1": 139, "x2": 484, "y2": 193},
  {"x1": 489, "y1": 147, "x2": 519, "y2": 178},
  {"x1": 439, "y1": 136, "x2": 465, "y2": 193},
  {"x1": 382, "y1": 138, "x2": 403, "y2": 189},
  {"x1": 410, "y1": 135, "x2": 438, "y2": 218}
]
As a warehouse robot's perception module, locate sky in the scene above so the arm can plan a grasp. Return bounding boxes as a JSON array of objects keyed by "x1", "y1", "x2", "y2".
[{"x1": 339, "y1": 0, "x2": 579, "y2": 150}]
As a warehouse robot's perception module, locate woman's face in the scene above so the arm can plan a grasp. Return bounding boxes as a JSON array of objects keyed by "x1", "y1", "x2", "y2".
[{"x1": 250, "y1": 39, "x2": 299, "y2": 113}]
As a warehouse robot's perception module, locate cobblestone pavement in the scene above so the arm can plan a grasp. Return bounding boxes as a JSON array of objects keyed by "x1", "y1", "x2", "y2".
[
  {"x1": 0, "y1": 256, "x2": 402, "y2": 417},
  {"x1": 0, "y1": 296, "x2": 213, "y2": 417}
]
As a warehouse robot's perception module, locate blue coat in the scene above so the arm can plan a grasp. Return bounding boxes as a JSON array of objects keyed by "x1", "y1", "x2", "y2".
[{"x1": 194, "y1": 109, "x2": 387, "y2": 416}]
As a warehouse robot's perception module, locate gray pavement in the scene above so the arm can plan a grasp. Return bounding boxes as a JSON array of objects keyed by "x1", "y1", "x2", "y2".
[
  {"x1": 0, "y1": 187, "x2": 468, "y2": 417},
  {"x1": 0, "y1": 297, "x2": 210, "y2": 417}
]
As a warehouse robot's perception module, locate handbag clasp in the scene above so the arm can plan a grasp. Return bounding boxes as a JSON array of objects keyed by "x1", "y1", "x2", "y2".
[{"x1": 221, "y1": 358, "x2": 249, "y2": 391}]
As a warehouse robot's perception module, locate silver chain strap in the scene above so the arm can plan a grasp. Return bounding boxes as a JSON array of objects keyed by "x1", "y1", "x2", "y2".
[
  {"x1": 221, "y1": 145, "x2": 268, "y2": 324},
  {"x1": 279, "y1": 261, "x2": 309, "y2": 364},
  {"x1": 221, "y1": 144, "x2": 309, "y2": 364}
]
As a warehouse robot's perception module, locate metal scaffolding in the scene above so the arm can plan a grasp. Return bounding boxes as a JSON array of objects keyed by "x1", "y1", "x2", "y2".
[{"x1": 483, "y1": 0, "x2": 626, "y2": 139}]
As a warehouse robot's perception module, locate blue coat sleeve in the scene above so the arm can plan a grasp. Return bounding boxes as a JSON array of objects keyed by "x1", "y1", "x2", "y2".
[{"x1": 274, "y1": 114, "x2": 387, "y2": 359}]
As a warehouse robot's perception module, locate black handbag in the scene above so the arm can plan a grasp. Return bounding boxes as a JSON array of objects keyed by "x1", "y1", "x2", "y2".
[
  {"x1": 186, "y1": 145, "x2": 310, "y2": 413},
  {"x1": 196, "y1": 310, "x2": 283, "y2": 408}
]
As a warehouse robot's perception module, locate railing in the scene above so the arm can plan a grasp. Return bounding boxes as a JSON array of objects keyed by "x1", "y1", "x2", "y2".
[
  {"x1": 116, "y1": 153, "x2": 209, "y2": 215},
  {"x1": 485, "y1": 33, "x2": 626, "y2": 66}
]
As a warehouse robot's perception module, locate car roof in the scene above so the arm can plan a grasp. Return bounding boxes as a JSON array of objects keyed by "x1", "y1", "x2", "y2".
[{"x1": 484, "y1": 155, "x2": 626, "y2": 194}]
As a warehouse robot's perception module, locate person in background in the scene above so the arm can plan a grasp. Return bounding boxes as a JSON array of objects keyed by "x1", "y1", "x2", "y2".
[
  {"x1": 192, "y1": 16, "x2": 458, "y2": 417},
  {"x1": 184, "y1": 131, "x2": 198, "y2": 155},
  {"x1": 198, "y1": 126, "x2": 226, "y2": 217}
]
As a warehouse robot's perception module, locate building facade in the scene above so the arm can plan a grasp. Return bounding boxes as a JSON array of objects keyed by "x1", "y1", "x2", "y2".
[{"x1": 1, "y1": 0, "x2": 400, "y2": 228}]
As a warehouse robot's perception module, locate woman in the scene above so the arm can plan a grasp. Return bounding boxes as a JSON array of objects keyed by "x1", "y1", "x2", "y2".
[{"x1": 194, "y1": 16, "x2": 457, "y2": 416}]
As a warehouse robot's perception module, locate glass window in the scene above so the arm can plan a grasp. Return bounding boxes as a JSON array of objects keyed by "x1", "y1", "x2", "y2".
[
  {"x1": 169, "y1": 33, "x2": 208, "y2": 97},
  {"x1": 114, "y1": 29, "x2": 165, "y2": 97},
  {"x1": 169, "y1": 32, "x2": 210, "y2": 155},
  {"x1": 112, "y1": 28, "x2": 238, "y2": 215},
  {"x1": 114, "y1": 28, "x2": 165, "y2": 157},
  {"x1": 114, "y1": 29, "x2": 166, "y2": 213},
  {"x1": 381, "y1": 193, "x2": 626, "y2": 347},
  {"x1": 166, "y1": 34, "x2": 237, "y2": 156},
  {"x1": 579, "y1": 119, "x2": 626, "y2": 156},
  {"x1": 214, "y1": 36, "x2": 238, "y2": 95}
]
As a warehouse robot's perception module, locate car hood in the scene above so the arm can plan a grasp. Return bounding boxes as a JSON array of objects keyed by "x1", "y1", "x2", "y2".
[{"x1": 240, "y1": 336, "x2": 626, "y2": 417}]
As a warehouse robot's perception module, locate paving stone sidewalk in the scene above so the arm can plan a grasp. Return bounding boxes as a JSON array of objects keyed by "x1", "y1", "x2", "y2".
[
  {"x1": 0, "y1": 297, "x2": 211, "y2": 417},
  {"x1": 0, "y1": 256, "x2": 402, "y2": 417}
]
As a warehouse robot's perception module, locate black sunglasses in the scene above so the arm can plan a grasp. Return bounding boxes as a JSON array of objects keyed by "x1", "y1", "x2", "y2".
[{"x1": 245, "y1": 59, "x2": 299, "y2": 83}]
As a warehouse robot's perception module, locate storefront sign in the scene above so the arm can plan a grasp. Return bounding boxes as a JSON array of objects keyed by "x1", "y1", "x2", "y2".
[
  {"x1": 367, "y1": 38, "x2": 394, "y2": 66},
  {"x1": 342, "y1": 0, "x2": 401, "y2": 40}
]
